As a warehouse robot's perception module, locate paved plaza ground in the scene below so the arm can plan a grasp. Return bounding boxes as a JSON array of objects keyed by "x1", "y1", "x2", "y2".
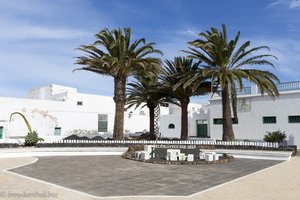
[
  {"x1": 0, "y1": 154, "x2": 299, "y2": 200},
  {"x1": 9, "y1": 156, "x2": 282, "y2": 197}
]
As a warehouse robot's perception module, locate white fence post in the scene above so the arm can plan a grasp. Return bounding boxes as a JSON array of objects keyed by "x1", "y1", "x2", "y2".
[{"x1": 50, "y1": 138, "x2": 279, "y2": 149}]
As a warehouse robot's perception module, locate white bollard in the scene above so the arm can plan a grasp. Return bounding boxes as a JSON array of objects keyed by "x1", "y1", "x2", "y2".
[
  {"x1": 140, "y1": 151, "x2": 150, "y2": 160},
  {"x1": 144, "y1": 145, "x2": 155, "y2": 158},
  {"x1": 199, "y1": 152, "x2": 205, "y2": 159},
  {"x1": 135, "y1": 151, "x2": 142, "y2": 160},
  {"x1": 167, "y1": 149, "x2": 180, "y2": 161},
  {"x1": 179, "y1": 153, "x2": 186, "y2": 161},
  {"x1": 214, "y1": 154, "x2": 220, "y2": 161},
  {"x1": 187, "y1": 154, "x2": 194, "y2": 162},
  {"x1": 205, "y1": 153, "x2": 214, "y2": 162}
]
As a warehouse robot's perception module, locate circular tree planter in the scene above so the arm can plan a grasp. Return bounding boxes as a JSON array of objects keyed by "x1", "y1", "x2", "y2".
[{"x1": 122, "y1": 144, "x2": 234, "y2": 165}]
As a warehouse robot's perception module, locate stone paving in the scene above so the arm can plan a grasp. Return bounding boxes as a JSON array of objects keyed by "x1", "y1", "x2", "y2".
[{"x1": 10, "y1": 156, "x2": 282, "y2": 197}]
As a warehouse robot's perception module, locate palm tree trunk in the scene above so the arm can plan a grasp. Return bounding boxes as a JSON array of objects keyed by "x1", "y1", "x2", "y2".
[
  {"x1": 147, "y1": 102, "x2": 156, "y2": 135},
  {"x1": 221, "y1": 83, "x2": 235, "y2": 141},
  {"x1": 180, "y1": 98, "x2": 190, "y2": 140},
  {"x1": 113, "y1": 77, "x2": 126, "y2": 140}
]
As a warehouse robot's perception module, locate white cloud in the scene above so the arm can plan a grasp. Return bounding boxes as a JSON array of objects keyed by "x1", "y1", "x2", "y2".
[
  {"x1": 243, "y1": 37, "x2": 300, "y2": 81},
  {"x1": 0, "y1": 0, "x2": 116, "y2": 98},
  {"x1": 287, "y1": 24, "x2": 300, "y2": 32},
  {"x1": 176, "y1": 28, "x2": 201, "y2": 38},
  {"x1": 290, "y1": 0, "x2": 300, "y2": 8},
  {"x1": 268, "y1": 0, "x2": 300, "y2": 9},
  {"x1": 0, "y1": 51, "x2": 114, "y2": 98},
  {"x1": 157, "y1": 39, "x2": 187, "y2": 60},
  {"x1": 0, "y1": 19, "x2": 90, "y2": 40},
  {"x1": 0, "y1": 0, "x2": 95, "y2": 41},
  {"x1": 156, "y1": 27, "x2": 203, "y2": 59},
  {"x1": 0, "y1": 0, "x2": 50, "y2": 14}
]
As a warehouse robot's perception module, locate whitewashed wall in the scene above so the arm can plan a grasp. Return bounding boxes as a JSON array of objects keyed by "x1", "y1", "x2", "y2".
[
  {"x1": 160, "y1": 113, "x2": 181, "y2": 138},
  {"x1": 124, "y1": 113, "x2": 149, "y2": 133},
  {"x1": 0, "y1": 85, "x2": 152, "y2": 141},
  {"x1": 159, "y1": 103, "x2": 208, "y2": 138},
  {"x1": 0, "y1": 96, "x2": 112, "y2": 138},
  {"x1": 189, "y1": 109, "x2": 209, "y2": 137},
  {"x1": 209, "y1": 91, "x2": 300, "y2": 147}
]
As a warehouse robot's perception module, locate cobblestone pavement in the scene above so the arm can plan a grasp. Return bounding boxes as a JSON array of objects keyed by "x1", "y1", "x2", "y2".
[{"x1": 10, "y1": 156, "x2": 282, "y2": 197}]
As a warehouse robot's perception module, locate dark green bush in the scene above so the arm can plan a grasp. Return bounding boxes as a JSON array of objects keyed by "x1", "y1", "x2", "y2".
[
  {"x1": 24, "y1": 131, "x2": 44, "y2": 146},
  {"x1": 263, "y1": 130, "x2": 286, "y2": 143}
]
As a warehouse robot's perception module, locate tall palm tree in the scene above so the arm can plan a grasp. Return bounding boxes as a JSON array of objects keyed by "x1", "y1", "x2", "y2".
[
  {"x1": 75, "y1": 27, "x2": 162, "y2": 140},
  {"x1": 184, "y1": 24, "x2": 279, "y2": 141},
  {"x1": 160, "y1": 57, "x2": 212, "y2": 140},
  {"x1": 126, "y1": 75, "x2": 173, "y2": 135}
]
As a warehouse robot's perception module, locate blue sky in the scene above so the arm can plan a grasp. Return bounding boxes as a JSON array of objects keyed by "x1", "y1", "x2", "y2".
[{"x1": 1, "y1": 0, "x2": 300, "y2": 103}]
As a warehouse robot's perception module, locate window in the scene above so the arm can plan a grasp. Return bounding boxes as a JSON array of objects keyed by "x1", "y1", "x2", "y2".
[
  {"x1": 139, "y1": 111, "x2": 145, "y2": 116},
  {"x1": 232, "y1": 118, "x2": 239, "y2": 124},
  {"x1": 263, "y1": 116, "x2": 276, "y2": 124},
  {"x1": 77, "y1": 101, "x2": 83, "y2": 106},
  {"x1": 289, "y1": 115, "x2": 300, "y2": 123},
  {"x1": 197, "y1": 120, "x2": 208, "y2": 124},
  {"x1": 54, "y1": 127, "x2": 61, "y2": 136},
  {"x1": 160, "y1": 103, "x2": 169, "y2": 107},
  {"x1": 213, "y1": 118, "x2": 238, "y2": 125},
  {"x1": 213, "y1": 118, "x2": 223, "y2": 125},
  {"x1": 0, "y1": 126, "x2": 3, "y2": 139},
  {"x1": 168, "y1": 123, "x2": 175, "y2": 129},
  {"x1": 98, "y1": 114, "x2": 108, "y2": 132}
]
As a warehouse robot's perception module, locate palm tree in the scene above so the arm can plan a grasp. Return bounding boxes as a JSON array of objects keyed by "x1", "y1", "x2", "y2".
[
  {"x1": 184, "y1": 24, "x2": 279, "y2": 141},
  {"x1": 126, "y1": 75, "x2": 172, "y2": 135},
  {"x1": 75, "y1": 27, "x2": 162, "y2": 140},
  {"x1": 160, "y1": 57, "x2": 212, "y2": 140}
]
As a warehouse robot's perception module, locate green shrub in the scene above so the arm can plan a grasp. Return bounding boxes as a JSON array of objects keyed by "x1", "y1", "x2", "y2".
[
  {"x1": 24, "y1": 131, "x2": 44, "y2": 146},
  {"x1": 263, "y1": 130, "x2": 286, "y2": 143}
]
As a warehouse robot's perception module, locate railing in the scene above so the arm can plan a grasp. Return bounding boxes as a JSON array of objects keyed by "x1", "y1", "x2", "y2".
[
  {"x1": 236, "y1": 87, "x2": 251, "y2": 95},
  {"x1": 216, "y1": 81, "x2": 300, "y2": 97},
  {"x1": 276, "y1": 81, "x2": 300, "y2": 92},
  {"x1": 48, "y1": 139, "x2": 279, "y2": 148},
  {"x1": 215, "y1": 86, "x2": 251, "y2": 97}
]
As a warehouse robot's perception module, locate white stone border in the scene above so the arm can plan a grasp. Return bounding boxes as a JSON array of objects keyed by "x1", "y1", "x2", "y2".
[
  {"x1": 0, "y1": 147, "x2": 128, "y2": 158},
  {"x1": 0, "y1": 151, "x2": 124, "y2": 158}
]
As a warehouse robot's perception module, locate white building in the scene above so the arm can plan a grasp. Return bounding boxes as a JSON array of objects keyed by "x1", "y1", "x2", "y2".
[
  {"x1": 0, "y1": 84, "x2": 160, "y2": 142},
  {"x1": 209, "y1": 81, "x2": 300, "y2": 146},
  {"x1": 159, "y1": 103, "x2": 209, "y2": 139},
  {"x1": 0, "y1": 81, "x2": 300, "y2": 147}
]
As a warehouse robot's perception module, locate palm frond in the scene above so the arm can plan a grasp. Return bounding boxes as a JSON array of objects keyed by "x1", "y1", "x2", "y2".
[
  {"x1": 75, "y1": 27, "x2": 162, "y2": 78},
  {"x1": 10, "y1": 112, "x2": 33, "y2": 134}
]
